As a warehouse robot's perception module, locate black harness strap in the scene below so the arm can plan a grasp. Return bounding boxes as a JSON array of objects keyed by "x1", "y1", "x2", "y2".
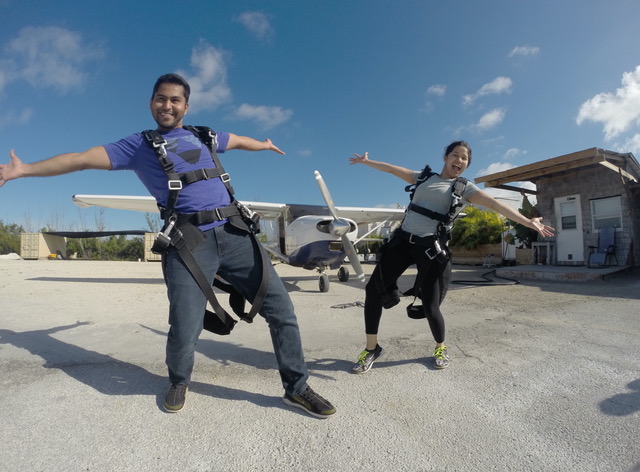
[
  {"x1": 179, "y1": 167, "x2": 226, "y2": 185},
  {"x1": 183, "y1": 125, "x2": 235, "y2": 196},
  {"x1": 142, "y1": 130, "x2": 182, "y2": 215},
  {"x1": 170, "y1": 230, "x2": 237, "y2": 334},
  {"x1": 182, "y1": 125, "x2": 268, "y2": 323},
  {"x1": 404, "y1": 166, "x2": 468, "y2": 230},
  {"x1": 175, "y1": 205, "x2": 241, "y2": 226}
]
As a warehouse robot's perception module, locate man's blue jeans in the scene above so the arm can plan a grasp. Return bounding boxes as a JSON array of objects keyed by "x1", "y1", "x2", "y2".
[{"x1": 163, "y1": 222, "x2": 309, "y2": 396}]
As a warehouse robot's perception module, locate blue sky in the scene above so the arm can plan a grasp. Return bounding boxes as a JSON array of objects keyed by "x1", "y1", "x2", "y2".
[{"x1": 1, "y1": 0, "x2": 640, "y2": 232}]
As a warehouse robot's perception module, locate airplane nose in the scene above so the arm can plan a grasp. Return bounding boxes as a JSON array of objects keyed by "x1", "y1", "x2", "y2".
[{"x1": 329, "y1": 219, "x2": 351, "y2": 236}]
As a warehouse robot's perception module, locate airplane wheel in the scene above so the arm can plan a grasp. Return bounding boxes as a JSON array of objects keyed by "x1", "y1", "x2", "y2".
[
  {"x1": 319, "y1": 274, "x2": 330, "y2": 292},
  {"x1": 338, "y1": 266, "x2": 349, "y2": 282}
]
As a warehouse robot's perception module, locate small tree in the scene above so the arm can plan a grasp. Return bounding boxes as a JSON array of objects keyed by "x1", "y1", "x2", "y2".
[
  {"x1": 0, "y1": 220, "x2": 24, "y2": 254},
  {"x1": 508, "y1": 195, "x2": 539, "y2": 248},
  {"x1": 450, "y1": 206, "x2": 505, "y2": 250}
]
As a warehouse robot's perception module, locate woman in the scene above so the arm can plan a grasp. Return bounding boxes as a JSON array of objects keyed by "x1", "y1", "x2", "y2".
[{"x1": 349, "y1": 141, "x2": 554, "y2": 372}]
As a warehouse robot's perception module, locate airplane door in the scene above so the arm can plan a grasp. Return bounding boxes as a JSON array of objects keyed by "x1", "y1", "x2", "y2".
[{"x1": 554, "y1": 195, "x2": 584, "y2": 263}]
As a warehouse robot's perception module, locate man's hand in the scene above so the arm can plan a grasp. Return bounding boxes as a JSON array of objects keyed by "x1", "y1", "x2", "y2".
[
  {"x1": 264, "y1": 138, "x2": 285, "y2": 155},
  {"x1": 0, "y1": 150, "x2": 25, "y2": 187}
]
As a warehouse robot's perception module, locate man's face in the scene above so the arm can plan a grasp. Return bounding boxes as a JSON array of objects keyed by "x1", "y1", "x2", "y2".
[{"x1": 149, "y1": 83, "x2": 189, "y2": 131}]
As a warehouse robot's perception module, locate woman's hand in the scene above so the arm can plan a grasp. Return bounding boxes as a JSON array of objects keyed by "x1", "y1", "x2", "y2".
[
  {"x1": 349, "y1": 152, "x2": 370, "y2": 165},
  {"x1": 529, "y1": 217, "x2": 555, "y2": 238}
]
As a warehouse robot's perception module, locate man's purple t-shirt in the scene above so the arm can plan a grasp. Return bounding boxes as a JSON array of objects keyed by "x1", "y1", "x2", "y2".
[{"x1": 104, "y1": 127, "x2": 231, "y2": 230}]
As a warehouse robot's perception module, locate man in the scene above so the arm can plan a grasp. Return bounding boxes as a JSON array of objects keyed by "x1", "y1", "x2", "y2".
[{"x1": 0, "y1": 73, "x2": 336, "y2": 418}]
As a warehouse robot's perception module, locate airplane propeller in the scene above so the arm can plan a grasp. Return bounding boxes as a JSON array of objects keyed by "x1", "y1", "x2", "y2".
[{"x1": 314, "y1": 170, "x2": 366, "y2": 283}]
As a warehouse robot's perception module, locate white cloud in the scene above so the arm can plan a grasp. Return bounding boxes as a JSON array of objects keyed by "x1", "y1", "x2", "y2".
[
  {"x1": 508, "y1": 45, "x2": 540, "y2": 58},
  {"x1": 0, "y1": 68, "x2": 7, "y2": 92},
  {"x1": 3, "y1": 26, "x2": 105, "y2": 93},
  {"x1": 236, "y1": 11, "x2": 274, "y2": 41},
  {"x1": 177, "y1": 41, "x2": 232, "y2": 113},
  {"x1": 0, "y1": 108, "x2": 33, "y2": 129},
  {"x1": 463, "y1": 77, "x2": 512, "y2": 106},
  {"x1": 503, "y1": 147, "x2": 525, "y2": 160},
  {"x1": 476, "y1": 161, "x2": 516, "y2": 177},
  {"x1": 619, "y1": 133, "x2": 640, "y2": 156},
  {"x1": 475, "y1": 108, "x2": 506, "y2": 131},
  {"x1": 427, "y1": 84, "x2": 446, "y2": 96},
  {"x1": 576, "y1": 65, "x2": 640, "y2": 140},
  {"x1": 233, "y1": 103, "x2": 293, "y2": 130}
]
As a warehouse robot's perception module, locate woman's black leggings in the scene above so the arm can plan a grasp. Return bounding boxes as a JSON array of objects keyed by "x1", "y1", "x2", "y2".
[{"x1": 364, "y1": 238, "x2": 451, "y2": 343}]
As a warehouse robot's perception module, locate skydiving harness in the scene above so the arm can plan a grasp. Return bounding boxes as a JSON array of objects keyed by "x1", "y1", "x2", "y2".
[
  {"x1": 142, "y1": 126, "x2": 269, "y2": 335},
  {"x1": 404, "y1": 165, "x2": 468, "y2": 244},
  {"x1": 374, "y1": 165, "x2": 468, "y2": 314}
]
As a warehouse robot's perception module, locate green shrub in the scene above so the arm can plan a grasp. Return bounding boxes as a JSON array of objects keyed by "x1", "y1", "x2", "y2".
[
  {"x1": 0, "y1": 220, "x2": 24, "y2": 254},
  {"x1": 450, "y1": 206, "x2": 505, "y2": 250}
]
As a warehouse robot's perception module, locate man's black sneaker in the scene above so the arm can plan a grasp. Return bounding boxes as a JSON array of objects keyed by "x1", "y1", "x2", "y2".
[
  {"x1": 163, "y1": 383, "x2": 187, "y2": 412},
  {"x1": 351, "y1": 345, "x2": 385, "y2": 374},
  {"x1": 282, "y1": 386, "x2": 336, "y2": 418}
]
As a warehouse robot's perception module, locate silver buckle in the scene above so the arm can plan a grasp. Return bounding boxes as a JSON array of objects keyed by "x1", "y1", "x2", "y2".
[{"x1": 168, "y1": 180, "x2": 183, "y2": 190}]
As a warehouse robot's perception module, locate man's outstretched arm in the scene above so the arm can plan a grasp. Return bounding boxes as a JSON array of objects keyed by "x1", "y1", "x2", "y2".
[
  {"x1": 0, "y1": 146, "x2": 112, "y2": 188},
  {"x1": 226, "y1": 134, "x2": 285, "y2": 155}
]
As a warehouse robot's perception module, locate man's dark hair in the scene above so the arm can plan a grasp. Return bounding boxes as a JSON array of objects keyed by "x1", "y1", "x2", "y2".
[
  {"x1": 444, "y1": 140, "x2": 472, "y2": 167},
  {"x1": 152, "y1": 73, "x2": 191, "y2": 102}
]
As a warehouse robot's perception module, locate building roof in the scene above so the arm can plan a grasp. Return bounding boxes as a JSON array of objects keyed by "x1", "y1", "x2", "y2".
[{"x1": 475, "y1": 148, "x2": 640, "y2": 194}]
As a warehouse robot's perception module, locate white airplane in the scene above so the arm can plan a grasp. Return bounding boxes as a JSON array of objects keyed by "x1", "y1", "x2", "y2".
[{"x1": 72, "y1": 171, "x2": 405, "y2": 292}]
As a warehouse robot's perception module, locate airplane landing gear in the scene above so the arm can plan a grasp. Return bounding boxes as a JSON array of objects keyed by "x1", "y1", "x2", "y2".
[
  {"x1": 319, "y1": 274, "x2": 330, "y2": 292},
  {"x1": 316, "y1": 265, "x2": 350, "y2": 292},
  {"x1": 316, "y1": 265, "x2": 331, "y2": 292}
]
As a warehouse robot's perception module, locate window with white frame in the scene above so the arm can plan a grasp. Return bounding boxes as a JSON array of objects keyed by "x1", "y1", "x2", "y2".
[{"x1": 590, "y1": 196, "x2": 622, "y2": 230}]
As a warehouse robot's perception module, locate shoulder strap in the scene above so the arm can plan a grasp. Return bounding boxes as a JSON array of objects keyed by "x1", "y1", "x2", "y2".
[
  {"x1": 142, "y1": 129, "x2": 182, "y2": 217},
  {"x1": 447, "y1": 177, "x2": 469, "y2": 221},
  {"x1": 183, "y1": 125, "x2": 236, "y2": 197},
  {"x1": 404, "y1": 165, "x2": 435, "y2": 200}
]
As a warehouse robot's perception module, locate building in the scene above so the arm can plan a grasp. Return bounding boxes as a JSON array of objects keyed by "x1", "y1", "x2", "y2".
[{"x1": 475, "y1": 148, "x2": 640, "y2": 267}]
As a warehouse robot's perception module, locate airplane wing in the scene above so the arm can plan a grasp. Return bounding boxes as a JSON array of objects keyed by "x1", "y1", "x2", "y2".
[
  {"x1": 73, "y1": 195, "x2": 405, "y2": 224},
  {"x1": 73, "y1": 195, "x2": 159, "y2": 212},
  {"x1": 332, "y1": 206, "x2": 404, "y2": 223}
]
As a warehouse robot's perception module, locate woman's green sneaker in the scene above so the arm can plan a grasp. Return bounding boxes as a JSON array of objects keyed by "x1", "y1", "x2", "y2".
[
  {"x1": 434, "y1": 346, "x2": 450, "y2": 369},
  {"x1": 351, "y1": 345, "x2": 385, "y2": 374}
]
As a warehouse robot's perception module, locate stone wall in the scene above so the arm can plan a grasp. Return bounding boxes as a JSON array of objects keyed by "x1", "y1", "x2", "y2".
[{"x1": 537, "y1": 165, "x2": 637, "y2": 266}]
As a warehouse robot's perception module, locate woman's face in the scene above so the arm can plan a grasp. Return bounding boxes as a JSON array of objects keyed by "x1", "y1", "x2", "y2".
[{"x1": 441, "y1": 145, "x2": 470, "y2": 178}]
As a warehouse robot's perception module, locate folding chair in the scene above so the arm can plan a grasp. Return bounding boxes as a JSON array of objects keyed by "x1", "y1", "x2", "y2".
[{"x1": 587, "y1": 226, "x2": 618, "y2": 268}]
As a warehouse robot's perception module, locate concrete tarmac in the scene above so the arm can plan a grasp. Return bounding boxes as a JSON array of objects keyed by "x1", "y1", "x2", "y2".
[{"x1": 0, "y1": 259, "x2": 638, "y2": 472}]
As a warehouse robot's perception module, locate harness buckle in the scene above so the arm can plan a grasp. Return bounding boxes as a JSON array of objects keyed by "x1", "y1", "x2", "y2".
[
  {"x1": 408, "y1": 233, "x2": 416, "y2": 244},
  {"x1": 151, "y1": 217, "x2": 177, "y2": 254},
  {"x1": 425, "y1": 240, "x2": 443, "y2": 260},
  {"x1": 196, "y1": 168, "x2": 210, "y2": 180},
  {"x1": 147, "y1": 133, "x2": 168, "y2": 158},
  {"x1": 220, "y1": 173, "x2": 230, "y2": 183},
  {"x1": 214, "y1": 207, "x2": 223, "y2": 221},
  {"x1": 168, "y1": 180, "x2": 183, "y2": 190}
]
